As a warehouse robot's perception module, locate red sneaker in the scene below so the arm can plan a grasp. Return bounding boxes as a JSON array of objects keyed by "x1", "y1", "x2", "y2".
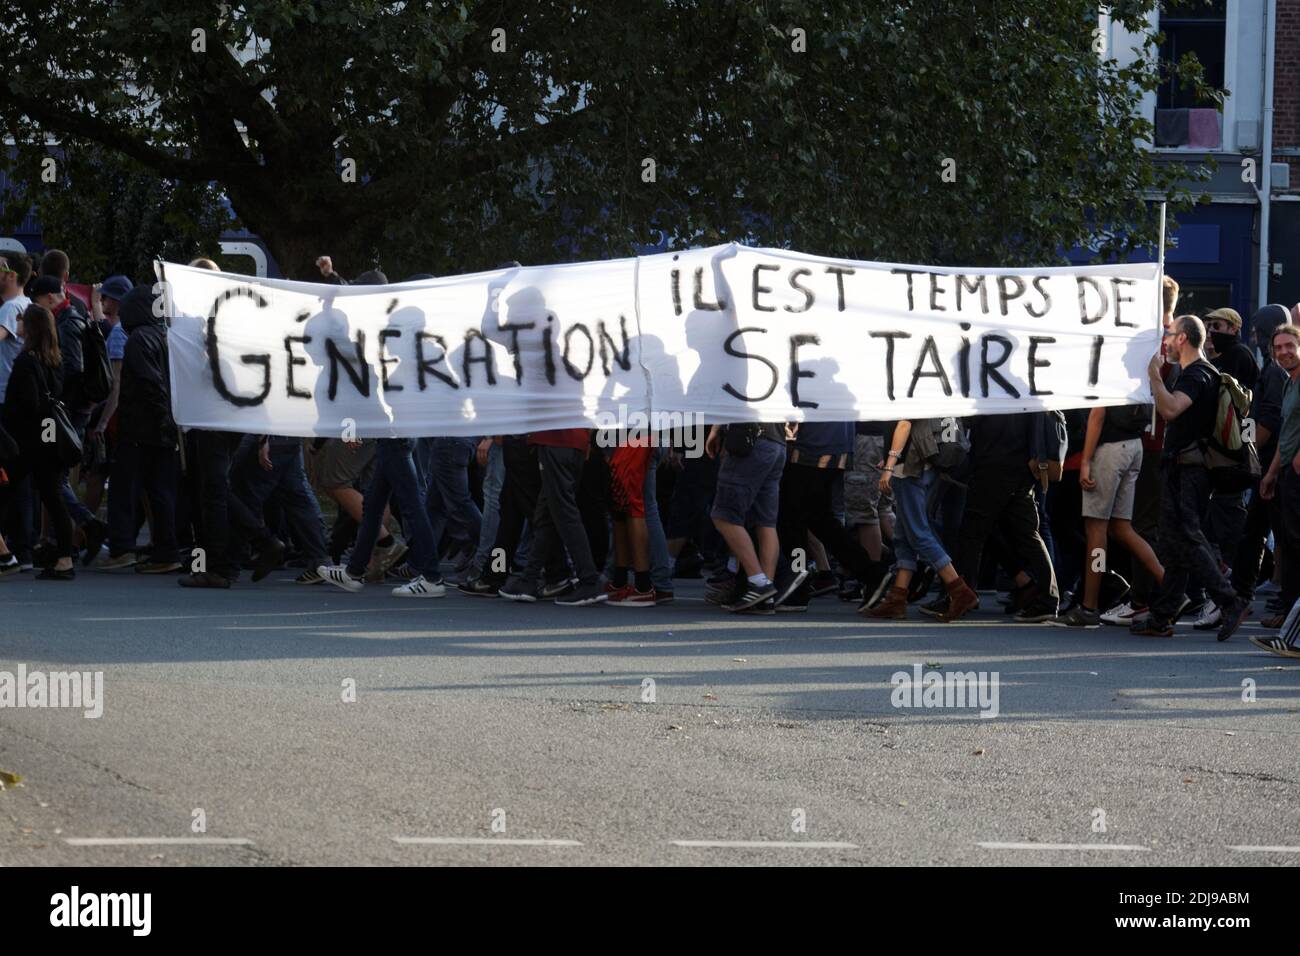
[{"x1": 609, "y1": 587, "x2": 656, "y2": 607}]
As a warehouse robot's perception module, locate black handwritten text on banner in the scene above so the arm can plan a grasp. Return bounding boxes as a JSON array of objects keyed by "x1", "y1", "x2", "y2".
[{"x1": 161, "y1": 245, "x2": 1159, "y2": 437}]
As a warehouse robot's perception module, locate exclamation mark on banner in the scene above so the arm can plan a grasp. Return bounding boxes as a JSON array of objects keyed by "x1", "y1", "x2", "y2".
[{"x1": 1085, "y1": 334, "x2": 1103, "y2": 400}]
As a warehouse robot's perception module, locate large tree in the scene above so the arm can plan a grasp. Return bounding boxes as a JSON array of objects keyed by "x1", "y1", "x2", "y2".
[{"x1": 1, "y1": 1, "x2": 1215, "y2": 279}]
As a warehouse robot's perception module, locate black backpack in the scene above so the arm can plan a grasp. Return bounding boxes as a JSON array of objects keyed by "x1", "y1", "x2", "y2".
[
  {"x1": 80, "y1": 321, "x2": 112, "y2": 403},
  {"x1": 1028, "y1": 410, "x2": 1068, "y2": 489}
]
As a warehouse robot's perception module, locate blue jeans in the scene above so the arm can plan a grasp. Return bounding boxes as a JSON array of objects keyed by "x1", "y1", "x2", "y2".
[
  {"x1": 424, "y1": 437, "x2": 481, "y2": 561},
  {"x1": 471, "y1": 441, "x2": 504, "y2": 573},
  {"x1": 237, "y1": 440, "x2": 329, "y2": 566},
  {"x1": 349, "y1": 438, "x2": 438, "y2": 579},
  {"x1": 891, "y1": 469, "x2": 953, "y2": 573}
]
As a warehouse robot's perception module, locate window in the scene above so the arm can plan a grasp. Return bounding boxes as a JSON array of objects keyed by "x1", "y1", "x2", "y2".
[{"x1": 1155, "y1": 0, "x2": 1226, "y2": 148}]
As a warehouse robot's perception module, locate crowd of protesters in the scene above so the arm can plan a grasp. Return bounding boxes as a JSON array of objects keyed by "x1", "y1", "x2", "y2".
[{"x1": 1, "y1": 249, "x2": 1298, "y2": 659}]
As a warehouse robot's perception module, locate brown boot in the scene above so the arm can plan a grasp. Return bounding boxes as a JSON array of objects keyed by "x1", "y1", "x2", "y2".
[
  {"x1": 939, "y1": 577, "x2": 980, "y2": 623},
  {"x1": 864, "y1": 586, "x2": 908, "y2": 619}
]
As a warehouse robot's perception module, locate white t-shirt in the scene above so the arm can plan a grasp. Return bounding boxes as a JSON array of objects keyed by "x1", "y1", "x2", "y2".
[{"x1": 0, "y1": 294, "x2": 31, "y2": 405}]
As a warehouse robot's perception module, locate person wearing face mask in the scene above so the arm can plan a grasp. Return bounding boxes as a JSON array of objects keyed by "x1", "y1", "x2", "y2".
[
  {"x1": 1229, "y1": 304, "x2": 1290, "y2": 615},
  {"x1": 1182, "y1": 307, "x2": 1260, "y2": 630},
  {"x1": 1204, "y1": 307, "x2": 1258, "y2": 390}
]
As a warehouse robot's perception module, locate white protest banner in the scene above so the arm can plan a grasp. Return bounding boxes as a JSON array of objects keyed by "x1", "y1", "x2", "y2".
[{"x1": 160, "y1": 244, "x2": 1159, "y2": 437}]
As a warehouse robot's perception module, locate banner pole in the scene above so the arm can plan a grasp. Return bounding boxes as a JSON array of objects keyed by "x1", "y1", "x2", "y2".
[{"x1": 1151, "y1": 202, "x2": 1167, "y2": 431}]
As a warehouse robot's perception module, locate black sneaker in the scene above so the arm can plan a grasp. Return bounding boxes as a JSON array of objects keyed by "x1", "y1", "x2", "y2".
[
  {"x1": 857, "y1": 570, "x2": 894, "y2": 614},
  {"x1": 907, "y1": 564, "x2": 936, "y2": 603},
  {"x1": 1216, "y1": 597, "x2": 1251, "y2": 643},
  {"x1": 541, "y1": 576, "x2": 578, "y2": 600},
  {"x1": 706, "y1": 567, "x2": 736, "y2": 588},
  {"x1": 1131, "y1": 615, "x2": 1173, "y2": 637},
  {"x1": 705, "y1": 575, "x2": 743, "y2": 606},
  {"x1": 738, "y1": 598, "x2": 776, "y2": 615},
  {"x1": 838, "y1": 578, "x2": 863, "y2": 602},
  {"x1": 918, "y1": 594, "x2": 949, "y2": 619},
  {"x1": 724, "y1": 581, "x2": 778, "y2": 612},
  {"x1": 1050, "y1": 605, "x2": 1100, "y2": 629},
  {"x1": 808, "y1": 570, "x2": 838, "y2": 597},
  {"x1": 36, "y1": 566, "x2": 75, "y2": 581},
  {"x1": 774, "y1": 568, "x2": 810, "y2": 606},
  {"x1": 498, "y1": 575, "x2": 539, "y2": 602},
  {"x1": 555, "y1": 581, "x2": 608, "y2": 606},
  {"x1": 459, "y1": 575, "x2": 500, "y2": 597},
  {"x1": 776, "y1": 583, "x2": 811, "y2": 612},
  {"x1": 1014, "y1": 600, "x2": 1058, "y2": 624},
  {"x1": 0, "y1": 554, "x2": 19, "y2": 577},
  {"x1": 1003, "y1": 581, "x2": 1041, "y2": 615},
  {"x1": 252, "y1": 537, "x2": 286, "y2": 582}
]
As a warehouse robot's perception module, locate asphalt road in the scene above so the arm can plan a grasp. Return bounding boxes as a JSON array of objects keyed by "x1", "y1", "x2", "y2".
[{"x1": 1, "y1": 570, "x2": 1297, "y2": 867}]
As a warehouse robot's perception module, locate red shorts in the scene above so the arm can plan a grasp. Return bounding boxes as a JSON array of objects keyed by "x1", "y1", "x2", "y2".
[{"x1": 609, "y1": 445, "x2": 652, "y2": 518}]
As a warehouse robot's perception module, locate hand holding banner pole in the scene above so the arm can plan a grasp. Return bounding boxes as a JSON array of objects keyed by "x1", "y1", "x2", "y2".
[{"x1": 1151, "y1": 202, "x2": 1167, "y2": 433}]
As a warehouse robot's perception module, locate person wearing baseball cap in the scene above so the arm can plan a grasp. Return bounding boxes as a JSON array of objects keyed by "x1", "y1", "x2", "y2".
[{"x1": 1205, "y1": 307, "x2": 1257, "y2": 390}]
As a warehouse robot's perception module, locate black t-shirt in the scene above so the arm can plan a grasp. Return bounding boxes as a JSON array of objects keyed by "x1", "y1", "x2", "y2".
[
  {"x1": 1212, "y1": 342, "x2": 1258, "y2": 391},
  {"x1": 1163, "y1": 361, "x2": 1220, "y2": 459},
  {"x1": 1100, "y1": 405, "x2": 1152, "y2": 445}
]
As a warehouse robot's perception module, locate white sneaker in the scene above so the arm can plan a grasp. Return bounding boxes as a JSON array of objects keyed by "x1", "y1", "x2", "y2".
[
  {"x1": 392, "y1": 575, "x2": 445, "y2": 598},
  {"x1": 1192, "y1": 599, "x2": 1222, "y2": 630},
  {"x1": 1100, "y1": 600, "x2": 1142, "y2": 626},
  {"x1": 318, "y1": 565, "x2": 364, "y2": 593}
]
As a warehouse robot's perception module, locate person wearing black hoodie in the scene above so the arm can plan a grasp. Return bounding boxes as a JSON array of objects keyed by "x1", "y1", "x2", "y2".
[
  {"x1": 113, "y1": 284, "x2": 182, "y2": 574},
  {"x1": 1, "y1": 304, "x2": 75, "y2": 578},
  {"x1": 1196, "y1": 307, "x2": 1259, "y2": 623},
  {"x1": 942, "y1": 412, "x2": 1059, "y2": 622},
  {"x1": 1230, "y1": 304, "x2": 1290, "y2": 606}
]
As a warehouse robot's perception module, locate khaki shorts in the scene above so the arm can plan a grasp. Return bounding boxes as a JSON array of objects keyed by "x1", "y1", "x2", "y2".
[
  {"x1": 1082, "y1": 438, "x2": 1142, "y2": 520},
  {"x1": 845, "y1": 434, "x2": 894, "y2": 527},
  {"x1": 308, "y1": 438, "x2": 376, "y2": 491}
]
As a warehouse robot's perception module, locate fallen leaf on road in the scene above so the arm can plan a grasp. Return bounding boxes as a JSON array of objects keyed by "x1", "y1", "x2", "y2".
[
  {"x1": 924, "y1": 662, "x2": 942, "y2": 670},
  {"x1": 668, "y1": 724, "x2": 684, "y2": 731},
  {"x1": 0, "y1": 769, "x2": 23, "y2": 786},
  {"x1": 600, "y1": 702, "x2": 629, "y2": 712},
  {"x1": 703, "y1": 693, "x2": 718, "y2": 701},
  {"x1": 1224, "y1": 731, "x2": 1235, "y2": 736},
  {"x1": 732, "y1": 658, "x2": 747, "y2": 663},
  {"x1": 1182, "y1": 777, "x2": 1194, "y2": 784},
  {"x1": 972, "y1": 748, "x2": 985, "y2": 755}
]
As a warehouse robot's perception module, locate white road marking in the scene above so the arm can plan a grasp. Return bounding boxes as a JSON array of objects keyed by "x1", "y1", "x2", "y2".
[
  {"x1": 393, "y1": 837, "x2": 581, "y2": 846},
  {"x1": 978, "y1": 842, "x2": 1149, "y2": 851},
  {"x1": 671, "y1": 840, "x2": 858, "y2": 849},
  {"x1": 65, "y1": 837, "x2": 253, "y2": 846}
]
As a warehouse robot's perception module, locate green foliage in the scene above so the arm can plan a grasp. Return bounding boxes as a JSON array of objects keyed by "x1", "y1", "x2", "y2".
[{"x1": 0, "y1": 1, "x2": 1216, "y2": 279}]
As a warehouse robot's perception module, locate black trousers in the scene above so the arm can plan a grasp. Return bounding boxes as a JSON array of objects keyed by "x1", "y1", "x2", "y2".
[
  {"x1": 776, "y1": 463, "x2": 880, "y2": 583},
  {"x1": 484, "y1": 440, "x2": 564, "y2": 585},
  {"x1": 955, "y1": 465, "x2": 1058, "y2": 601},
  {"x1": 578, "y1": 447, "x2": 610, "y2": 573},
  {"x1": 117, "y1": 441, "x2": 180, "y2": 564},
  {"x1": 7, "y1": 454, "x2": 72, "y2": 559},
  {"x1": 1230, "y1": 486, "x2": 1278, "y2": 601},
  {"x1": 1151, "y1": 464, "x2": 1237, "y2": 620},
  {"x1": 194, "y1": 429, "x2": 273, "y2": 578},
  {"x1": 524, "y1": 445, "x2": 599, "y2": 586}
]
